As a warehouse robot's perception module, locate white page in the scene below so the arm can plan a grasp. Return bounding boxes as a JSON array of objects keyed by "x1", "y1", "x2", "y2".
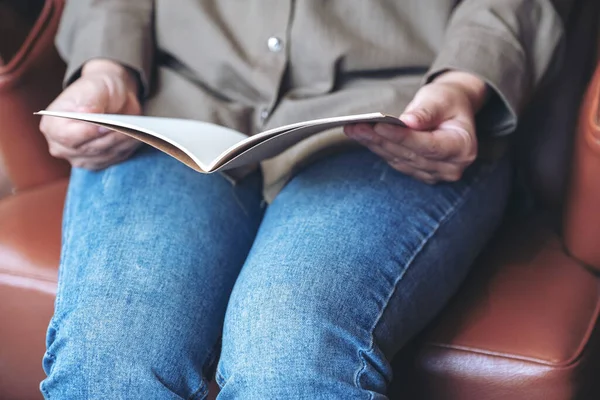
[
  {"x1": 37, "y1": 111, "x2": 406, "y2": 171},
  {"x1": 36, "y1": 111, "x2": 247, "y2": 170},
  {"x1": 208, "y1": 112, "x2": 405, "y2": 169},
  {"x1": 214, "y1": 114, "x2": 405, "y2": 171}
]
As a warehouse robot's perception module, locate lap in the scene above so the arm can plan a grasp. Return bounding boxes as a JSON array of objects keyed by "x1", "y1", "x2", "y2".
[
  {"x1": 56, "y1": 146, "x2": 264, "y2": 320},
  {"x1": 44, "y1": 145, "x2": 512, "y2": 399},
  {"x1": 217, "y1": 149, "x2": 512, "y2": 398},
  {"x1": 43, "y1": 147, "x2": 264, "y2": 399}
]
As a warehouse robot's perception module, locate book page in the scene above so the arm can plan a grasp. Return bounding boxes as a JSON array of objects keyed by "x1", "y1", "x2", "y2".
[
  {"x1": 35, "y1": 111, "x2": 248, "y2": 171},
  {"x1": 212, "y1": 114, "x2": 406, "y2": 171},
  {"x1": 36, "y1": 111, "x2": 406, "y2": 172}
]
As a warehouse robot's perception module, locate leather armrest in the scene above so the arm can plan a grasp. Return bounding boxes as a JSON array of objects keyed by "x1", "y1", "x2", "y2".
[
  {"x1": 0, "y1": 0, "x2": 69, "y2": 193},
  {"x1": 564, "y1": 56, "x2": 600, "y2": 272}
]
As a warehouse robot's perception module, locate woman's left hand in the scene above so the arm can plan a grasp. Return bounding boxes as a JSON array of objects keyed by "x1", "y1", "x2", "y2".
[{"x1": 344, "y1": 71, "x2": 488, "y2": 184}]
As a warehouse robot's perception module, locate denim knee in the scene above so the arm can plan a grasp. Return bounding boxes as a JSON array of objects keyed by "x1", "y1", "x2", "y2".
[
  {"x1": 215, "y1": 256, "x2": 383, "y2": 399},
  {"x1": 41, "y1": 300, "x2": 215, "y2": 400}
]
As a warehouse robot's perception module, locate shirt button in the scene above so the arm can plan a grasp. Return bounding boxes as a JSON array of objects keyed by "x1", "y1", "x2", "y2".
[
  {"x1": 267, "y1": 36, "x2": 284, "y2": 52},
  {"x1": 260, "y1": 108, "x2": 270, "y2": 121}
]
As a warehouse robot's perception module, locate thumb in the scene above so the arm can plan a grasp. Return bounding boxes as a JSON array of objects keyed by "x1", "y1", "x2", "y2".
[
  {"x1": 68, "y1": 77, "x2": 111, "y2": 114},
  {"x1": 400, "y1": 100, "x2": 445, "y2": 131},
  {"x1": 119, "y1": 91, "x2": 142, "y2": 116}
]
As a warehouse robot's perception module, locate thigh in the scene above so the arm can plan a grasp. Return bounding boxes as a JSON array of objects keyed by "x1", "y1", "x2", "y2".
[
  {"x1": 42, "y1": 147, "x2": 264, "y2": 399},
  {"x1": 217, "y1": 149, "x2": 511, "y2": 399}
]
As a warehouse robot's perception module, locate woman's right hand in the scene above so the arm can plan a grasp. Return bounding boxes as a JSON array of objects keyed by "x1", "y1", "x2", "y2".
[{"x1": 40, "y1": 59, "x2": 143, "y2": 170}]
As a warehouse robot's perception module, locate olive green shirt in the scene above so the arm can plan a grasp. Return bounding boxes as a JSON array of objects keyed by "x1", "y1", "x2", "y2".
[{"x1": 56, "y1": 0, "x2": 572, "y2": 201}]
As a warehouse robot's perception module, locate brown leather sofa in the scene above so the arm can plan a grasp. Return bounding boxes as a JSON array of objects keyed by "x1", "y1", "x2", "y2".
[{"x1": 1, "y1": 0, "x2": 599, "y2": 399}]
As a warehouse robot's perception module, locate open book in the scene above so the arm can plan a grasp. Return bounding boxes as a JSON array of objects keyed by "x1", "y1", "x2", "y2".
[{"x1": 36, "y1": 111, "x2": 406, "y2": 173}]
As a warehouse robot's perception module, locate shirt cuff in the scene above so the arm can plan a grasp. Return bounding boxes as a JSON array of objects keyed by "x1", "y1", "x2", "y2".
[
  {"x1": 57, "y1": 10, "x2": 153, "y2": 98},
  {"x1": 425, "y1": 30, "x2": 528, "y2": 136}
]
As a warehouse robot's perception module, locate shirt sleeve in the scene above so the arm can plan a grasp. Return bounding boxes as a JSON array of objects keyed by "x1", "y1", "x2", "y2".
[
  {"x1": 55, "y1": 0, "x2": 154, "y2": 97},
  {"x1": 425, "y1": 0, "x2": 575, "y2": 136}
]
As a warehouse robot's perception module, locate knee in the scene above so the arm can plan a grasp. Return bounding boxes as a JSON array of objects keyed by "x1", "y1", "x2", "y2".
[
  {"x1": 215, "y1": 247, "x2": 395, "y2": 397},
  {"x1": 41, "y1": 307, "x2": 209, "y2": 400},
  {"x1": 217, "y1": 276, "x2": 373, "y2": 398}
]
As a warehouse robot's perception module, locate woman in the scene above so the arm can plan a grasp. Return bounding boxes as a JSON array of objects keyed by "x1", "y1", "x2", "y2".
[{"x1": 39, "y1": 1, "x2": 569, "y2": 398}]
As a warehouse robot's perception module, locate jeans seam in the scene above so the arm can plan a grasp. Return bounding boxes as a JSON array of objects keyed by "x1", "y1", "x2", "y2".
[
  {"x1": 40, "y1": 382, "x2": 50, "y2": 399},
  {"x1": 353, "y1": 163, "x2": 497, "y2": 394},
  {"x1": 44, "y1": 319, "x2": 60, "y2": 367},
  {"x1": 44, "y1": 180, "x2": 74, "y2": 368},
  {"x1": 215, "y1": 370, "x2": 226, "y2": 388},
  {"x1": 187, "y1": 338, "x2": 222, "y2": 400},
  {"x1": 187, "y1": 383, "x2": 209, "y2": 400},
  {"x1": 54, "y1": 178, "x2": 75, "y2": 314}
]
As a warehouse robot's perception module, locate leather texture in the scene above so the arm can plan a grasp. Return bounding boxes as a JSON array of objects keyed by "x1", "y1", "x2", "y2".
[
  {"x1": 564, "y1": 52, "x2": 600, "y2": 272},
  {"x1": 1, "y1": 0, "x2": 600, "y2": 399},
  {"x1": 390, "y1": 216, "x2": 600, "y2": 400},
  {"x1": 0, "y1": 179, "x2": 66, "y2": 400},
  {"x1": 0, "y1": 0, "x2": 69, "y2": 193}
]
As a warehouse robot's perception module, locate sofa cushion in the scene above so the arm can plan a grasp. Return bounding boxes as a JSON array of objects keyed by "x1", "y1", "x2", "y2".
[
  {"x1": 0, "y1": 179, "x2": 66, "y2": 292},
  {"x1": 391, "y1": 215, "x2": 600, "y2": 399},
  {"x1": 0, "y1": 179, "x2": 66, "y2": 399}
]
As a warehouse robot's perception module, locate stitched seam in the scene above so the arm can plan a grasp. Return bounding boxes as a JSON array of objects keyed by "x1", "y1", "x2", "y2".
[
  {"x1": 43, "y1": 182, "x2": 74, "y2": 361},
  {"x1": 187, "y1": 338, "x2": 221, "y2": 400},
  {"x1": 353, "y1": 164, "x2": 497, "y2": 393},
  {"x1": 42, "y1": 351, "x2": 57, "y2": 378},
  {"x1": 215, "y1": 370, "x2": 226, "y2": 388},
  {"x1": 53, "y1": 177, "x2": 75, "y2": 314},
  {"x1": 187, "y1": 383, "x2": 209, "y2": 400},
  {"x1": 40, "y1": 382, "x2": 50, "y2": 399}
]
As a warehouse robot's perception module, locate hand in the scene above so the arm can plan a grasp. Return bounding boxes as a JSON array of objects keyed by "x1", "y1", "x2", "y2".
[
  {"x1": 344, "y1": 71, "x2": 488, "y2": 184},
  {"x1": 40, "y1": 59, "x2": 142, "y2": 170}
]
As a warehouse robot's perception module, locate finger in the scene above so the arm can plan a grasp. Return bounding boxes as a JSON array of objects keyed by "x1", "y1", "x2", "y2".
[
  {"x1": 76, "y1": 131, "x2": 134, "y2": 155},
  {"x1": 400, "y1": 104, "x2": 445, "y2": 131},
  {"x1": 352, "y1": 128, "x2": 442, "y2": 173},
  {"x1": 376, "y1": 125, "x2": 471, "y2": 161},
  {"x1": 410, "y1": 170, "x2": 438, "y2": 185},
  {"x1": 70, "y1": 151, "x2": 133, "y2": 171},
  {"x1": 366, "y1": 142, "x2": 442, "y2": 181},
  {"x1": 41, "y1": 116, "x2": 108, "y2": 148},
  {"x1": 48, "y1": 132, "x2": 138, "y2": 159},
  {"x1": 358, "y1": 137, "x2": 440, "y2": 184},
  {"x1": 69, "y1": 143, "x2": 139, "y2": 170},
  {"x1": 371, "y1": 136, "x2": 433, "y2": 167},
  {"x1": 436, "y1": 162, "x2": 466, "y2": 182},
  {"x1": 345, "y1": 123, "x2": 384, "y2": 145},
  {"x1": 378, "y1": 142, "x2": 465, "y2": 181},
  {"x1": 387, "y1": 160, "x2": 438, "y2": 184},
  {"x1": 360, "y1": 141, "x2": 396, "y2": 164},
  {"x1": 400, "y1": 86, "x2": 449, "y2": 130}
]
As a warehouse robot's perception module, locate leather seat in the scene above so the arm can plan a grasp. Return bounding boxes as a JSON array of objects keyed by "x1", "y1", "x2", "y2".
[
  {"x1": 0, "y1": 180, "x2": 66, "y2": 399},
  {"x1": 390, "y1": 217, "x2": 600, "y2": 399},
  {"x1": 1, "y1": 0, "x2": 600, "y2": 399}
]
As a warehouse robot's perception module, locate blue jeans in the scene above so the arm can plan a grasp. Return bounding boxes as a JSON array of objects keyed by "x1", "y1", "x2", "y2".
[{"x1": 41, "y1": 147, "x2": 511, "y2": 399}]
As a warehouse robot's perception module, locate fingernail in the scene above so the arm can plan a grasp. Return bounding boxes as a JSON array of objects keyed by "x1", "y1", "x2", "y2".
[{"x1": 97, "y1": 127, "x2": 111, "y2": 134}]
